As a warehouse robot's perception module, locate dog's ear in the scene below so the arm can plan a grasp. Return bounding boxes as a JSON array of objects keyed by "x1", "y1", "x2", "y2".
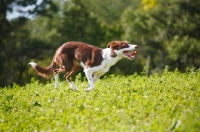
[
  {"x1": 107, "y1": 42, "x2": 112, "y2": 48},
  {"x1": 107, "y1": 41, "x2": 117, "y2": 57}
]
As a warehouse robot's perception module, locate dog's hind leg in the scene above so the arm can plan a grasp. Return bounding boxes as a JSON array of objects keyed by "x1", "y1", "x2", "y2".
[
  {"x1": 64, "y1": 70, "x2": 81, "y2": 91},
  {"x1": 53, "y1": 66, "x2": 67, "y2": 88},
  {"x1": 64, "y1": 71, "x2": 77, "y2": 91},
  {"x1": 64, "y1": 59, "x2": 82, "y2": 91},
  {"x1": 53, "y1": 68, "x2": 65, "y2": 88},
  {"x1": 54, "y1": 74, "x2": 59, "y2": 88}
]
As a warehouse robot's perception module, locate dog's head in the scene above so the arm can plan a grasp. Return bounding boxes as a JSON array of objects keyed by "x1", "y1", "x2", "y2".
[{"x1": 107, "y1": 41, "x2": 138, "y2": 60}]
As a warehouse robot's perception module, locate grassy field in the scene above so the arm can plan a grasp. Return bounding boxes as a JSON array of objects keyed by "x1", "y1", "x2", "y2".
[{"x1": 0, "y1": 69, "x2": 200, "y2": 132}]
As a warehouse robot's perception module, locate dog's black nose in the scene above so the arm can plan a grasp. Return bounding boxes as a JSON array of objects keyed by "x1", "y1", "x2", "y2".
[{"x1": 135, "y1": 45, "x2": 138, "y2": 49}]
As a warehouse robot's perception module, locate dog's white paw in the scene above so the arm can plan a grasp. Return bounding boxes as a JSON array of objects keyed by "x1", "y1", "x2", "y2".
[
  {"x1": 54, "y1": 85, "x2": 59, "y2": 88},
  {"x1": 72, "y1": 88, "x2": 79, "y2": 92},
  {"x1": 85, "y1": 87, "x2": 94, "y2": 92}
]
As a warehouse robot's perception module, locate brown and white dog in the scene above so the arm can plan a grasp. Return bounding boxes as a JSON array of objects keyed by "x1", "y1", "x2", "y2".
[{"x1": 29, "y1": 41, "x2": 137, "y2": 91}]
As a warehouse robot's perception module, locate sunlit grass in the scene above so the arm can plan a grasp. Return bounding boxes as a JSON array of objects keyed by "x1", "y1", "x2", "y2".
[{"x1": 0, "y1": 70, "x2": 200, "y2": 131}]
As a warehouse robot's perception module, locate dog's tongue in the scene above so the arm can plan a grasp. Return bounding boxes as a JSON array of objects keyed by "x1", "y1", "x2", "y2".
[{"x1": 131, "y1": 51, "x2": 136, "y2": 55}]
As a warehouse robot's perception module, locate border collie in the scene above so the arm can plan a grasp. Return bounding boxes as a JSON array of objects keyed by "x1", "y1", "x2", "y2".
[{"x1": 29, "y1": 41, "x2": 137, "y2": 91}]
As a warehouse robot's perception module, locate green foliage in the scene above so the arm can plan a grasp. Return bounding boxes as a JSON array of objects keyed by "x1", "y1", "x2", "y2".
[
  {"x1": 121, "y1": 0, "x2": 200, "y2": 72},
  {"x1": 0, "y1": 0, "x2": 57, "y2": 86},
  {"x1": 0, "y1": 71, "x2": 199, "y2": 131},
  {"x1": 1, "y1": 0, "x2": 200, "y2": 87}
]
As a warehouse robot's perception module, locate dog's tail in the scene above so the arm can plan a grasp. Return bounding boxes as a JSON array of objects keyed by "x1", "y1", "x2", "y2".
[{"x1": 29, "y1": 60, "x2": 57, "y2": 79}]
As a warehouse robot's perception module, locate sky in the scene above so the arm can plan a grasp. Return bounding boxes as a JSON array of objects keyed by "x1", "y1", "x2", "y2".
[{"x1": 6, "y1": 0, "x2": 43, "y2": 20}]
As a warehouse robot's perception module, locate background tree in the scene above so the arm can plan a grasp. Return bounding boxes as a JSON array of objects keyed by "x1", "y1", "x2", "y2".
[
  {"x1": 121, "y1": 0, "x2": 200, "y2": 73},
  {"x1": 1, "y1": 0, "x2": 200, "y2": 87},
  {"x1": 0, "y1": 0, "x2": 56, "y2": 86}
]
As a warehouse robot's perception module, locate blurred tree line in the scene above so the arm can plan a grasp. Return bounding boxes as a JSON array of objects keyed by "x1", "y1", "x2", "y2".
[{"x1": 0, "y1": 0, "x2": 200, "y2": 87}]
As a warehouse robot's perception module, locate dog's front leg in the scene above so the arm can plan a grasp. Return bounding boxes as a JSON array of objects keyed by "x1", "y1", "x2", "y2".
[{"x1": 84, "y1": 68, "x2": 95, "y2": 91}]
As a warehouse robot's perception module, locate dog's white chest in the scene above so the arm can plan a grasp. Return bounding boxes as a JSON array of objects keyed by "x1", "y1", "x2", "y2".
[{"x1": 94, "y1": 48, "x2": 120, "y2": 73}]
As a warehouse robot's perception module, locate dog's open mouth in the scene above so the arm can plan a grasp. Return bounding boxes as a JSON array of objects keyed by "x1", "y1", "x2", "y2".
[{"x1": 122, "y1": 50, "x2": 137, "y2": 60}]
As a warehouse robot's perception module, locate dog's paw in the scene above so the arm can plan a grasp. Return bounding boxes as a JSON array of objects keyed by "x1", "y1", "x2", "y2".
[
  {"x1": 85, "y1": 87, "x2": 94, "y2": 92},
  {"x1": 72, "y1": 88, "x2": 79, "y2": 92},
  {"x1": 54, "y1": 85, "x2": 59, "y2": 88}
]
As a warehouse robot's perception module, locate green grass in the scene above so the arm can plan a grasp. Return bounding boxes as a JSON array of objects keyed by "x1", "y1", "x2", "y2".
[{"x1": 0, "y1": 69, "x2": 200, "y2": 132}]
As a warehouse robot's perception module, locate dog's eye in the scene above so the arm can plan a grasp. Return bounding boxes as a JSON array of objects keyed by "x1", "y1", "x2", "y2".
[{"x1": 122, "y1": 43, "x2": 128, "y2": 47}]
